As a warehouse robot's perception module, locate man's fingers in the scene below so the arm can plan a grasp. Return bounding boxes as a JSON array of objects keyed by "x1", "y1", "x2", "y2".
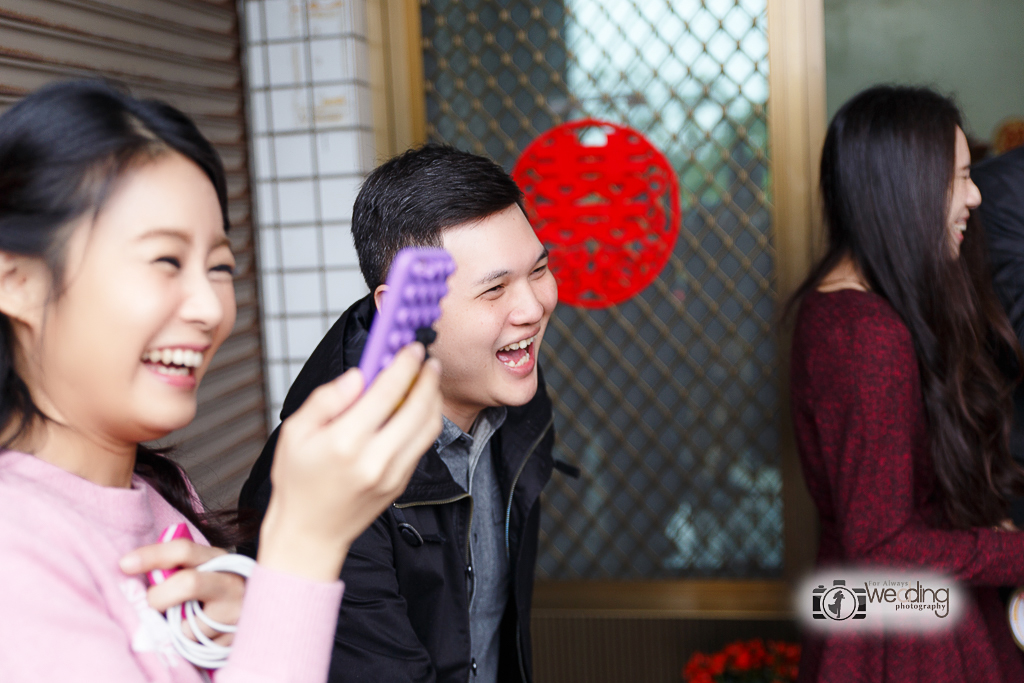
[{"x1": 120, "y1": 539, "x2": 224, "y2": 576}]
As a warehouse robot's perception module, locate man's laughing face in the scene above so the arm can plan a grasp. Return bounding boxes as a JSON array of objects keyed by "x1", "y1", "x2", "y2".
[{"x1": 430, "y1": 203, "x2": 557, "y2": 430}]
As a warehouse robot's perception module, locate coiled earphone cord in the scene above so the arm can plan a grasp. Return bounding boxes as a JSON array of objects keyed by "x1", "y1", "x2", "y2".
[{"x1": 162, "y1": 553, "x2": 256, "y2": 670}]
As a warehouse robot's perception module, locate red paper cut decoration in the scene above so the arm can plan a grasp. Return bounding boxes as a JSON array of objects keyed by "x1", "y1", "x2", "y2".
[{"x1": 512, "y1": 119, "x2": 681, "y2": 308}]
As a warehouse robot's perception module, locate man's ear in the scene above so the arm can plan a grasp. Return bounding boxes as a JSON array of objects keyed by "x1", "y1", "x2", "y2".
[
  {"x1": 0, "y1": 252, "x2": 49, "y2": 331},
  {"x1": 373, "y1": 284, "x2": 388, "y2": 313}
]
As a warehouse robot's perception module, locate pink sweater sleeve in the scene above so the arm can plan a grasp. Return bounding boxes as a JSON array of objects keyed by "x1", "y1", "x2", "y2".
[
  {"x1": 0, "y1": 510, "x2": 344, "y2": 683},
  {"x1": 217, "y1": 566, "x2": 344, "y2": 683}
]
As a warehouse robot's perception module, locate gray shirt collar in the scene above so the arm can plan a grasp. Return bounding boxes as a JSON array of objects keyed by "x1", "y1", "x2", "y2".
[{"x1": 434, "y1": 407, "x2": 508, "y2": 454}]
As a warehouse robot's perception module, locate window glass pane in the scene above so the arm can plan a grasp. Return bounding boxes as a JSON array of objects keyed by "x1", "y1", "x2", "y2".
[{"x1": 423, "y1": 0, "x2": 779, "y2": 578}]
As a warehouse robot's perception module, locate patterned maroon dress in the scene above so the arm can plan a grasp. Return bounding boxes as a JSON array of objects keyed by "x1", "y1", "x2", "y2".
[{"x1": 791, "y1": 289, "x2": 1024, "y2": 682}]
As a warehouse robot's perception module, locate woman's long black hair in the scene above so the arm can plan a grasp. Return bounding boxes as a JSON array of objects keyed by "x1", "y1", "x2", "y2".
[
  {"x1": 791, "y1": 85, "x2": 1024, "y2": 529},
  {"x1": 0, "y1": 80, "x2": 235, "y2": 546}
]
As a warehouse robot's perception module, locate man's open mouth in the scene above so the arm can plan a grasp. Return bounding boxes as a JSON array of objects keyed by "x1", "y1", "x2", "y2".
[{"x1": 496, "y1": 335, "x2": 536, "y2": 369}]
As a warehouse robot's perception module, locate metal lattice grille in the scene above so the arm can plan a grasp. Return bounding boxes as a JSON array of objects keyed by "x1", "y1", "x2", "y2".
[{"x1": 422, "y1": 0, "x2": 779, "y2": 578}]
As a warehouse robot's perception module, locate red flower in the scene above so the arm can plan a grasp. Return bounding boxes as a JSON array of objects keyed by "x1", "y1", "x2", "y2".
[
  {"x1": 682, "y1": 639, "x2": 800, "y2": 683},
  {"x1": 684, "y1": 654, "x2": 707, "y2": 680},
  {"x1": 709, "y1": 652, "x2": 727, "y2": 675}
]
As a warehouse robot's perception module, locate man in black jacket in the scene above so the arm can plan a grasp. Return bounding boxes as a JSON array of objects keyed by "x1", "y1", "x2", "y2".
[
  {"x1": 975, "y1": 145, "x2": 1024, "y2": 521},
  {"x1": 976, "y1": 148, "x2": 1024, "y2": 446},
  {"x1": 240, "y1": 145, "x2": 559, "y2": 683}
]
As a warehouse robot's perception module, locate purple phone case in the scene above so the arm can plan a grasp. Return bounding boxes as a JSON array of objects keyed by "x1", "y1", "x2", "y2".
[{"x1": 358, "y1": 247, "x2": 455, "y2": 387}]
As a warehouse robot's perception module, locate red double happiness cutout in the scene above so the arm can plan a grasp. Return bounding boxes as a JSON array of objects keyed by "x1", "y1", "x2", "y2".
[{"x1": 513, "y1": 119, "x2": 681, "y2": 309}]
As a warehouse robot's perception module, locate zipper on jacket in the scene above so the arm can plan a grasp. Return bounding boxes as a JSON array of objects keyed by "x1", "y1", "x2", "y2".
[
  {"x1": 465, "y1": 495, "x2": 475, "y2": 601},
  {"x1": 516, "y1": 626, "x2": 527, "y2": 683},
  {"x1": 505, "y1": 415, "x2": 553, "y2": 683},
  {"x1": 504, "y1": 416, "x2": 554, "y2": 558},
  {"x1": 394, "y1": 492, "x2": 471, "y2": 510}
]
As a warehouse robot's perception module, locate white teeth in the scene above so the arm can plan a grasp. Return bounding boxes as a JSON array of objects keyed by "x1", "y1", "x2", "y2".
[
  {"x1": 499, "y1": 335, "x2": 536, "y2": 353},
  {"x1": 153, "y1": 364, "x2": 189, "y2": 376},
  {"x1": 501, "y1": 349, "x2": 531, "y2": 369},
  {"x1": 142, "y1": 348, "x2": 204, "y2": 368}
]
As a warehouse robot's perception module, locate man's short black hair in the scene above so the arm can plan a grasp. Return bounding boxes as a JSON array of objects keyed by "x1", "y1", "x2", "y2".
[{"x1": 352, "y1": 144, "x2": 525, "y2": 291}]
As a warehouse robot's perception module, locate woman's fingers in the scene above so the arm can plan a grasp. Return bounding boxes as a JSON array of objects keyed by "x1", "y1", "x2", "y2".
[
  {"x1": 145, "y1": 563, "x2": 245, "y2": 646},
  {"x1": 284, "y1": 367, "x2": 365, "y2": 436},
  {"x1": 338, "y1": 343, "x2": 427, "y2": 431},
  {"x1": 146, "y1": 567, "x2": 244, "y2": 613},
  {"x1": 260, "y1": 343, "x2": 442, "y2": 582},
  {"x1": 118, "y1": 539, "x2": 244, "y2": 646},
  {"x1": 279, "y1": 343, "x2": 425, "y2": 464},
  {"x1": 319, "y1": 355, "x2": 441, "y2": 492},
  {"x1": 119, "y1": 538, "x2": 224, "y2": 576},
  {"x1": 366, "y1": 358, "x2": 443, "y2": 484}
]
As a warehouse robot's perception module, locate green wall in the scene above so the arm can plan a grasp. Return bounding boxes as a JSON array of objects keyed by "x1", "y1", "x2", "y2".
[{"x1": 824, "y1": 0, "x2": 1024, "y2": 142}]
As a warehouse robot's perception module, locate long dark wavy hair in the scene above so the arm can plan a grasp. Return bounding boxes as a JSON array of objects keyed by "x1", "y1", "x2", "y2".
[
  {"x1": 0, "y1": 80, "x2": 235, "y2": 546},
  {"x1": 791, "y1": 85, "x2": 1024, "y2": 529}
]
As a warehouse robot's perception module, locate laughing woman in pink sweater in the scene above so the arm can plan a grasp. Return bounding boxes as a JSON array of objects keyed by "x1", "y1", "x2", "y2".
[{"x1": 0, "y1": 81, "x2": 443, "y2": 682}]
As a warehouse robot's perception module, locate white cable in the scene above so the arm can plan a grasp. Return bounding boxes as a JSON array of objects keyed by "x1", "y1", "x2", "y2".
[{"x1": 162, "y1": 553, "x2": 256, "y2": 670}]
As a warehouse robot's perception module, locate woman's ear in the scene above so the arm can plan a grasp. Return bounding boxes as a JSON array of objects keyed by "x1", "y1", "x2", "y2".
[
  {"x1": 373, "y1": 284, "x2": 388, "y2": 313},
  {"x1": 0, "y1": 252, "x2": 49, "y2": 331}
]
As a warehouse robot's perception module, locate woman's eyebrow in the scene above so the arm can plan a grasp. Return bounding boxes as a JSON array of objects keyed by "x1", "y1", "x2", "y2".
[
  {"x1": 137, "y1": 227, "x2": 231, "y2": 249},
  {"x1": 138, "y1": 227, "x2": 189, "y2": 243}
]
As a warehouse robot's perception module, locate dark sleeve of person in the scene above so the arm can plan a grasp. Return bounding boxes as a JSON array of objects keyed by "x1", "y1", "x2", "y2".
[
  {"x1": 976, "y1": 149, "x2": 1024, "y2": 343},
  {"x1": 326, "y1": 516, "x2": 437, "y2": 683},
  {"x1": 235, "y1": 424, "x2": 280, "y2": 558},
  {"x1": 236, "y1": 305, "x2": 359, "y2": 556},
  {"x1": 238, "y1": 448, "x2": 439, "y2": 683}
]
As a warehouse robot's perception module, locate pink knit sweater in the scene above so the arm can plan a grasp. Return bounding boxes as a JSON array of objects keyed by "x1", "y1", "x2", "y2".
[{"x1": 0, "y1": 449, "x2": 344, "y2": 682}]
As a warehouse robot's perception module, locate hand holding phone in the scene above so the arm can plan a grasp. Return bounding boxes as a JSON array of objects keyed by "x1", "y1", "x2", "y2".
[{"x1": 359, "y1": 247, "x2": 455, "y2": 387}]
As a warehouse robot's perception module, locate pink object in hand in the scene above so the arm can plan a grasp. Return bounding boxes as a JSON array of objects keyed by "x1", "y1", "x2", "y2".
[{"x1": 146, "y1": 522, "x2": 193, "y2": 585}]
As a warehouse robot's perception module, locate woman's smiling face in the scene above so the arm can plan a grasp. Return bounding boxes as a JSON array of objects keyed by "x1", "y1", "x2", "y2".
[
  {"x1": 20, "y1": 151, "x2": 236, "y2": 446},
  {"x1": 947, "y1": 126, "x2": 982, "y2": 257}
]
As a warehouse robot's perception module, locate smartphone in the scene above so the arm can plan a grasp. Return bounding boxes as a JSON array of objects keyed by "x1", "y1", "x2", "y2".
[
  {"x1": 358, "y1": 247, "x2": 455, "y2": 388},
  {"x1": 147, "y1": 522, "x2": 193, "y2": 586}
]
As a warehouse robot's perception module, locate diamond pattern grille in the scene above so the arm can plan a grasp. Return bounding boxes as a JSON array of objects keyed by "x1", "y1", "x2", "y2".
[{"x1": 422, "y1": 0, "x2": 780, "y2": 578}]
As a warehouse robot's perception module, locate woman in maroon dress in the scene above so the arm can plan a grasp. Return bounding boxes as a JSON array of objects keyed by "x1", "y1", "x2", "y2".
[{"x1": 790, "y1": 85, "x2": 1024, "y2": 681}]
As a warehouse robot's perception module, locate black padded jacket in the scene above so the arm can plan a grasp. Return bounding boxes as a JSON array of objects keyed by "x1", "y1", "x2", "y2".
[
  {"x1": 238, "y1": 294, "x2": 558, "y2": 683},
  {"x1": 975, "y1": 147, "x2": 1024, "y2": 459}
]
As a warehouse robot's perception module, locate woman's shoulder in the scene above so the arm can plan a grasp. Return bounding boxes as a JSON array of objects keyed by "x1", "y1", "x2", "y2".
[
  {"x1": 792, "y1": 289, "x2": 918, "y2": 383},
  {"x1": 0, "y1": 455, "x2": 92, "y2": 574},
  {"x1": 797, "y1": 289, "x2": 912, "y2": 347}
]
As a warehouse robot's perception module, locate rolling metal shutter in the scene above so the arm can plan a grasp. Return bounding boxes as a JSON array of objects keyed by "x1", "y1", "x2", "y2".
[{"x1": 0, "y1": 0, "x2": 267, "y2": 507}]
